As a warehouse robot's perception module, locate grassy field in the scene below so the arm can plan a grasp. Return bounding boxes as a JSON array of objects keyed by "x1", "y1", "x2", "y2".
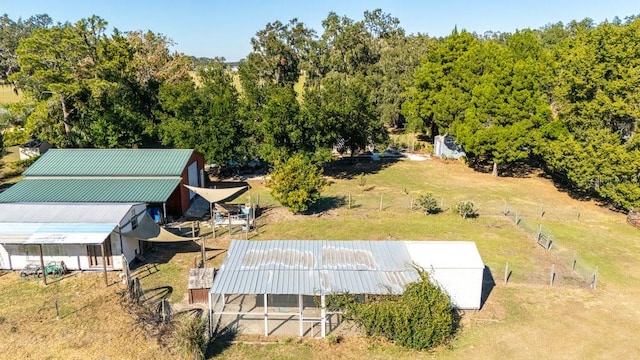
[
  {"x1": 1, "y1": 158, "x2": 640, "y2": 359},
  {"x1": 0, "y1": 85, "x2": 21, "y2": 104}
]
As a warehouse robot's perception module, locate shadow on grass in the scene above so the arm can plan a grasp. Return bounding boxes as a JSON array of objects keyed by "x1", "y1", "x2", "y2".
[
  {"x1": 307, "y1": 195, "x2": 347, "y2": 214},
  {"x1": 324, "y1": 157, "x2": 399, "y2": 180},
  {"x1": 480, "y1": 266, "x2": 496, "y2": 310},
  {"x1": 130, "y1": 241, "x2": 204, "y2": 270},
  {"x1": 206, "y1": 326, "x2": 238, "y2": 358},
  {"x1": 142, "y1": 285, "x2": 173, "y2": 304}
]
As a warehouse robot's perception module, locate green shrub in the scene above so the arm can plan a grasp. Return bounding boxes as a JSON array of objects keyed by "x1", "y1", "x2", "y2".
[
  {"x1": 267, "y1": 154, "x2": 327, "y2": 214},
  {"x1": 343, "y1": 271, "x2": 457, "y2": 351},
  {"x1": 416, "y1": 193, "x2": 441, "y2": 214},
  {"x1": 454, "y1": 201, "x2": 478, "y2": 218}
]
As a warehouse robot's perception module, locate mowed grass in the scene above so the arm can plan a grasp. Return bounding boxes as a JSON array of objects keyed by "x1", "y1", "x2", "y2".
[
  {"x1": 2, "y1": 158, "x2": 640, "y2": 359},
  {"x1": 0, "y1": 85, "x2": 21, "y2": 104}
]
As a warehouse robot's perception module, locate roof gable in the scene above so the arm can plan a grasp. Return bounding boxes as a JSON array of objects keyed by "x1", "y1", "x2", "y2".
[{"x1": 24, "y1": 149, "x2": 194, "y2": 177}]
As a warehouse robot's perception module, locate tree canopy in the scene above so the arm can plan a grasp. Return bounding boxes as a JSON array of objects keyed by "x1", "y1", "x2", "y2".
[{"x1": 2, "y1": 11, "x2": 640, "y2": 210}]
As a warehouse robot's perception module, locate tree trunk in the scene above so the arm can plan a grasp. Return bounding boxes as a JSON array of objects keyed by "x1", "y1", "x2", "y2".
[
  {"x1": 492, "y1": 162, "x2": 498, "y2": 177},
  {"x1": 59, "y1": 94, "x2": 72, "y2": 139}
]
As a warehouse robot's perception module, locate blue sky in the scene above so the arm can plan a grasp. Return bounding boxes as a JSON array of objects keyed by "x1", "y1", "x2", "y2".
[{"x1": 3, "y1": 1, "x2": 639, "y2": 61}]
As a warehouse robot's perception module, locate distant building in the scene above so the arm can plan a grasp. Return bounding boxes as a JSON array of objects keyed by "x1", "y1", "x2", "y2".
[
  {"x1": 18, "y1": 139, "x2": 50, "y2": 160},
  {"x1": 434, "y1": 135, "x2": 466, "y2": 159}
]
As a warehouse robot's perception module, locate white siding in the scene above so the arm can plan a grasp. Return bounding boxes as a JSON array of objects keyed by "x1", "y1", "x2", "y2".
[{"x1": 188, "y1": 161, "x2": 198, "y2": 199}]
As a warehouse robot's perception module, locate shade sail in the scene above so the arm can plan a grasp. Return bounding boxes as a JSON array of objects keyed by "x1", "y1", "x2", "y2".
[
  {"x1": 122, "y1": 213, "x2": 199, "y2": 242},
  {"x1": 183, "y1": 185, "x2": 247, "y2": 204}
]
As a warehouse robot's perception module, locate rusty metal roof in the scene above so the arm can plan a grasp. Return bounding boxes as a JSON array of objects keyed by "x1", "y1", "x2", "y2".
[{"x1": 210, "y1": 240, "x2": 422, "y2": 296}]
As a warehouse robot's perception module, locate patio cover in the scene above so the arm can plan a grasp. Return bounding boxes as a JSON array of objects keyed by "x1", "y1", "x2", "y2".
[
  {"x1": 183, "y1": 185, "x2": 247, "y2": 204},
  {"x1": 122, "y1": 213, "x2": 199, "y2": 242},
  {"x1": 0, "y1": 223, "x2": 115, "y2": 245}
]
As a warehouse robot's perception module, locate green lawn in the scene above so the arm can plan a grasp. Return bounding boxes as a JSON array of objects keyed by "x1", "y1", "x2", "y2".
[{"x1": 3, "y1": 158, "x2": 640, "y2": 359}]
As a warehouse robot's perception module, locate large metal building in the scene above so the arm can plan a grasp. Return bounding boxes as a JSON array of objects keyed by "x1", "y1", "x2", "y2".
[
  {"x1": 208, "y1": 240, "x2": 484, "y2": 338},
  {"x1": 0, "y1": 148, "x2": 205, "y2": 219}
]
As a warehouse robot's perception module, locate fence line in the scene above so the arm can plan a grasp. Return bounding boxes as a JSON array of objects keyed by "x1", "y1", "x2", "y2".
[{"x1": 503, "y1": 201, "x2": 597, "y2": 288}]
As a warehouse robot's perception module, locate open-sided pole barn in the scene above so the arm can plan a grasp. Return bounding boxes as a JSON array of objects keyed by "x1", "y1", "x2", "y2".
[{"x1": 208, "y1": 240, "x2": 484, "y2": 338}]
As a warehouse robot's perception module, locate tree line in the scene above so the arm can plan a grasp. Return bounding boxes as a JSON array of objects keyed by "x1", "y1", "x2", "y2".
[{"x1": 1, "y1": 11, "x2": 640, "y2": 210}]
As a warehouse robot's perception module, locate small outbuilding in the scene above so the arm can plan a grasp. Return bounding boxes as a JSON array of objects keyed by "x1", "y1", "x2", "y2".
[
  {"x1": 208, "y1": 240, "x2": 484, "y2": 338},
  {"x1": 18, "y1": 139, "x2": 50, "y2": 160},
  {"x1": 434, "y1": 134, "x2": 466, "y2": 159}
]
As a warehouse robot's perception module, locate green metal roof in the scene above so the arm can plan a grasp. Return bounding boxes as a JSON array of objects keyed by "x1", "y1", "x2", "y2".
[
  {"x1": 0, "y1": 178, "x2": 181, "y2": 203},
  {"x1": 24, "y1": 149, "x2": 194, "y2": 176}
]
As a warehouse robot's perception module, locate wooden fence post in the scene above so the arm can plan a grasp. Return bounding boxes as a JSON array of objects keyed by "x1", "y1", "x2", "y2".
[
  {"x1": 591, "y1": 266, "x2": 598, "y2": 289},
  {"x1": 550, "y1": 264, "x2": 555, "y2": 287},
  {"x1": 504, "y1": 262, "x2": 509, "y2": 284},
  {"x1": 572, "y1": 252, "x2": 577, "y2": 271},
  {"x1": 379, "y1": 195, "x2": 383, "y2": 212}
]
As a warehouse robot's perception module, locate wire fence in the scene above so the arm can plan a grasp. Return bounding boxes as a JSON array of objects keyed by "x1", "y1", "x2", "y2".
[
  {"x1": 502, "y1": 201, "x2": 598, "y2": 289},
  {"x1": 320, "y1": 190, "x2": 599, "y2": 290}
]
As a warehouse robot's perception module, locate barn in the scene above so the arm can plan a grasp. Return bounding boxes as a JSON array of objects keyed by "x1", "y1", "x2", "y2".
[
  {"x1": 208, "y1": 240, "x2": 484, "y2": 338},
  {"x1": 0, "y1": 148, "x2": 205, "y2": 220}
]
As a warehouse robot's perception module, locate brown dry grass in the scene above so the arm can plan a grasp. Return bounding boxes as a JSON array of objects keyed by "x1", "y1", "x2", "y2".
[
  {"x1": 0, "y1": 85, "x2": 21, "y2": 104},
  {"x1": 2, "y1": 159, "x2": 640, "y2": 359}
]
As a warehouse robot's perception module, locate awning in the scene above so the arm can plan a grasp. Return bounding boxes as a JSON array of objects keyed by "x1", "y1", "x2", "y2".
[
  {"x1": 122, "y1": 213, "x2": 200, "y2": 242},
  {"x1": 0, "y1": 223, "x2": 115, "y2": 245},
  {"x1": 183, "y1": 185, "x2": 247, "y2": 204}
]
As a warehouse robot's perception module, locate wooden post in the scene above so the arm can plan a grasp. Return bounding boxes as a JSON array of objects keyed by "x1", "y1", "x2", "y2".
[
  {"x1": 228, "y1": 212, "x2": 232, "y2": 236},
  {"x1": 201, "y1": 237, "x2": 205, "y2": 265},
  {"x1": 39, "y1": 244, "x2": 47, "y2": 285},
  {"x1": 101, "y1": 242, "x2": 108, "y2": 286},
  {"x1": 572, "y1": 252, "x2": 577, "y2": 270},
  {"x1": 504, "y1": 262, "x2": 509, "y2": 284},
  {"x1": 162, "y1": 203, "x2": 167, "y2": 225},
  {"x1": 503, "y1": 200, "x2": 508, "y2": 215},
  {"x1": 410, "y1": 197, "x2": 414, "y2": 210},
  {"x1": 321, "y1": 294, "x2": 326, "y2": 338},
  {"x1": 264, "y1": 293, "x2": 269, "y2": 336},
  {"x1": 348, "y1": 193, "x2": 351, "y2": 210},
  {"x1": 592, "y1": 266, "x2": 599, "y2": 289},
  {"x1": 379, "y1": 195, "x2": 383, "y2": 212},
  {"x1": 550, "y1": 264, "x2": 555, "y2": 287},
  {"x1": 298, "y1": 294, "x2": 304, "y2": 337}
]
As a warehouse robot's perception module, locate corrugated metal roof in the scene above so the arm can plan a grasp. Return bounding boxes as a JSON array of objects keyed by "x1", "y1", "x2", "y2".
[
  {"x1": 0, "y1": 203, "x2": 140, "y2": 245},
  {"x1": 210, "y1": 240, "x2": 422, "y2": 296},
  {"x1": 0, "y1": 178, "x2": 181, "y2": 203},
  {"x1": 24, "y1": 149, "x2": 194, "y2": 176},
  {"x1": 0, "y1": 223, "x2": 115, "y2": 245},
  {"x1": 0, "y1": 203, "x2": 142, "y2": 223}
]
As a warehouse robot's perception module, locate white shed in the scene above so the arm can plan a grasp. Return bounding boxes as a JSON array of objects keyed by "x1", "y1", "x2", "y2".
[
  {"x1": 0, "y1": 203, "x2": 148, "y2": 272},
  {"x1": 404, "y1": 241, "x2": 484, "y2": 310}
]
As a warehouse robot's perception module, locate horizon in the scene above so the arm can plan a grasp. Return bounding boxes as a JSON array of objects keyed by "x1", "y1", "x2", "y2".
[{"x1": 2, "y1": 0, "x2": 639, "y2": 61}]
